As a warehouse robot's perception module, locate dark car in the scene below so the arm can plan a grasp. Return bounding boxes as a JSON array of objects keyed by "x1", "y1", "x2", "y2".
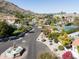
[
  {"x1": 0, "y1": 39, "x2": 3, "y2": 42},
  {"x1": 3, "y1": 38, "x2": 9, "y2": 42},
  {"x1": 9, "y1": 36, "x2": 17, "y2": 40}
]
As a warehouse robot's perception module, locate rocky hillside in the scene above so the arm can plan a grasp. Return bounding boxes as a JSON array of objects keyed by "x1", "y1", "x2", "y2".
[{"x1": 0, "y1": 0, "x2": 34, "y2": 15}]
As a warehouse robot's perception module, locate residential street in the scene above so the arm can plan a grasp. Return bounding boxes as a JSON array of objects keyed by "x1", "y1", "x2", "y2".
[
  {"x1": 0, "y1": 41, "x2": 13, "y2": 54},
  {"x1": 0, "y1": 27, "x2": 51, "y2": 59},
  {"x1": 0, "y1": 26, "x2": 40, "y2": 53},
  {"x1": 25, "y1": 27, "x2": 41, "y2": 59}
]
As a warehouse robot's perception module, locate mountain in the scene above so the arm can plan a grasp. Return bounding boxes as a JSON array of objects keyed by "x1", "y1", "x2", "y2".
[
  {"x1": 0, "y1": 0, "x2": 51, "y2": 18},
  {"x1": 0, "y1": 0, "x2": 34, "y2": 15}
]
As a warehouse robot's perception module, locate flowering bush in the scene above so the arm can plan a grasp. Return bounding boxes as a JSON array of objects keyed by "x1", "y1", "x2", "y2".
[{"x1": 62, "y1": 51, "x2": 73, "y2": 59}]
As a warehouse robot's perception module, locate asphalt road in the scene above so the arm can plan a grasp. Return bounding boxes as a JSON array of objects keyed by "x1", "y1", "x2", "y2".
[
  {"x1": 0, "y1": 41, "x2": 13, "y2": 54},
  {"x1": 25, "y1": 27, "x2": 41, "y2": 59},
  {"x1": 0, "y1": 27, "x2": 51, "y2": 59},
  {"x1": 0, "y1": 27, "x2": 41, "y2": 59}
]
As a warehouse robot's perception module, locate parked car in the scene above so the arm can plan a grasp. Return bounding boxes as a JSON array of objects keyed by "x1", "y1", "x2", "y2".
[
  {"x1": 18, "y1": 37, "x2": 23, "y2": 40},
  {"x1": 0, "y1": 39, "x2": 3, "y2": 42},
  {"x1": 9, "y1": 36, "x2": 17, "y2": 40},
  {"x1": 29, "y1": 28, "x2": 35, "y2": 33},
  {"x1": 3, "y1": 37, "x2": 9, "y2": 42},
  {"x1": 18, "y1": 32, "x2": 25, "y2": 37},
  {"x1": 49, "y1": 40, "x2": 52, "y2": 42},
  {"x1": 41, "y1": 39, "x2": 46, "y2": 42},
  {"x1": 49, "y1": 42, "x2": 53, "y2": 45}
]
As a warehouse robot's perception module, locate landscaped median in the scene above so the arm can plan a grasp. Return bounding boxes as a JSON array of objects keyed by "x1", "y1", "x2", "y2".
[
  {"x1": 38, "y1": 52, "x2": 57, "y2": 59},
  {"x1": 36, "y1": 32, "x2": 66, "y2": 59}
]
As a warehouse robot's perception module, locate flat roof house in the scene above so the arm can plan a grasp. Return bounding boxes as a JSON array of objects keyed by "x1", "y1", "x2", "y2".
[{"x1": 68, "y1": 32, "x2": 79, "y2": 40}]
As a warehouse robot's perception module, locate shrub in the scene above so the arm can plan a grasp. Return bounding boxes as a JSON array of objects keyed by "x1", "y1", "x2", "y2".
[
  {"x1": 58, "y1": 45, "x2": 64, "y2": 50},
  {"x1": 62, "y1": 51, "x2": 73, "y2": 59},
  {"x1": 54, "y1": 39, "x2": 58, "y2": 43},
  {"x1": 77, "y1": 46, "x2": 79, "y2": 53},
  {"x1": 58, "y1": 33, "x2": 72, "y2": 46},
  {"x1": 26, "y1": 26, "x2": 32, "y2": 31},
  {"x1": 41, "y1": 39, "x2": 46, "y2": 42},
  {"x1": 18, "y1": 26, "x2": 27, "y2": 32},
  {"x1": 38, "y1": 52, "x2": 58, "y2": 59},
  {"x1": 54, "y1": 49, "x2": 58, "y2": 51},
  {"x1": 65, "y1": 23, "x2": 73, "y2": 26},
  {"x1": 65, "y1": 44, "x2": 72, "y2": 49},
  {"x1": 12, "y1": 30, "x2": 22, "y2": 36}
]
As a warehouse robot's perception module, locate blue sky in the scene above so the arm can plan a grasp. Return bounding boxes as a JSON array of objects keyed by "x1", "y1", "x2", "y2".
[{"x1": 8, "y1": 0, "x2": 79, "y2": 13}]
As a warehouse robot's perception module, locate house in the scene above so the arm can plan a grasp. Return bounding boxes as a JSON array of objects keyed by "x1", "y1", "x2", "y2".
[
  {"x1": 43, "y1": 25, "x2": 53, "y2": 33},
  {"x1": 68, "y1": 32, "x2": 79, "y2": 40},
  {"x1": 71, "y1": 39, "x2": 79, "y2": 59},
  {"x1": 72, "y1": 39, "x2": 79, "y2": 51},
  {"x1": 62, "y1": 16, "x2": 74, "y2": 23},
  {"x1": 0, "y1": 15, "x2": 18, "y2": 24},
  {"x1": 54, "y1": 13, "x2": 79, "y2": 24}
]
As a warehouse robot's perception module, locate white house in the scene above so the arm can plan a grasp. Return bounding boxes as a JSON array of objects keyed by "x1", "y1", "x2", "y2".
[
  {"x1": 0, "y1": 15, "x2": 18, "y2": 24},
  {"x1": 71, "y1": 39, "x2": 79, "y2": 59},
  {"x1": 68, "y1": 32, "x2": 79, "y2": 40}
]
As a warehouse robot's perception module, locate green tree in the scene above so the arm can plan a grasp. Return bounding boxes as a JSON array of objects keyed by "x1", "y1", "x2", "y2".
[
  {"x1": 0, "y1": 21, "x2": 14, "y2": 37},
  {"x1": 77, "y1": 46, "x2": 79, "y2": 53},
  {"x1": 48, "y1": 33, "x2": 53, "y2": 40},
  {"x1": 58, "y1": 32, "x2": 72, "y2": 46},
  {"x1": 18, "y1": 25, "x2": 27, "y2": 32},
  {"x1": 53, "y1": 16, "x2": 60, "y2": 23}
]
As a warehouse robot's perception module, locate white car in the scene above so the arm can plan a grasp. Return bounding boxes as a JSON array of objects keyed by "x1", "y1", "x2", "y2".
[
  {"x1": 29, "y1": 28, "x2": 35, "y2": 33},
  {"x1": 18, "y1": 37, "x2": 23, "y2": 40}
]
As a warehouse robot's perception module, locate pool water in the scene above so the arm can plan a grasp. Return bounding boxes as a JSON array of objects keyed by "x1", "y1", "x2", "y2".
[{"x1": 64, "y1": 25, "x2": 79, "y2": 31}]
